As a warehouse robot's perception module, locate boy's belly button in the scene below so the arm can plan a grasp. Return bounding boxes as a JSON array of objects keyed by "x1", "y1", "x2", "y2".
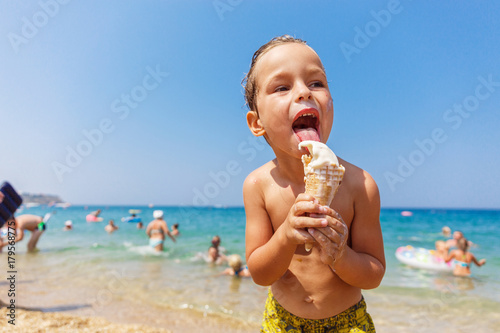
[{"x1": 304, "y1": 295, "x2": 314, "y2": 303}]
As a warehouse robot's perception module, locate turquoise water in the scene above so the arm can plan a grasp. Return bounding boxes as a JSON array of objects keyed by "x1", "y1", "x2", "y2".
[{"x1": 6, "y1": 206, "x2": 500, "y2": 331}]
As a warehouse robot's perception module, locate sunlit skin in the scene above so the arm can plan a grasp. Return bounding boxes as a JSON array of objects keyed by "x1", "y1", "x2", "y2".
[
  {"x1": 445, "y1": 239, "x2": 486, "y2": 277},
  {"x1": 244, "y1": 43, "x2": 385, "y2": 319},
  {"x1": 9, "y1": 214, "x2": 45, "y2": 252},
  {"x1": 104, "y1": 220, "x2": 118, "y2": 233},
  {"x1": 445, "y1": 230, "x2": 465, "y2": 250},
  {"x1": 146, "y1": 217, "x2": 176, "y2": 252}
]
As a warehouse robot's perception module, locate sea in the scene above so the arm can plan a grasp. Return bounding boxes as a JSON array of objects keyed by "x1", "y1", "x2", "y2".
[{"x1": 3, "y1": 206, "x2": 500, "y2": 332}]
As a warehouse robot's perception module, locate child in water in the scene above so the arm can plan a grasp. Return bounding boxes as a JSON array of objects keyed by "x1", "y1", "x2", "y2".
[
  {"x1": 242, "y1": 35, "x2": 385, "y2": 332},
  {"x1": 445, "y1": 237, "x2": 486, "y2": 277},
  {"x1": 221, "y1": 254, "x2": 251, "y2": 277}
]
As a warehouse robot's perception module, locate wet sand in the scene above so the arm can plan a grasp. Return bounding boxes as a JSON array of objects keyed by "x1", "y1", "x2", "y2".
[
  {"x1": 3, "y1": 285, "x2": 500, "y2": 332},
  {"x1": 0, "y1": 295, "x2": 260, "y2": 333},
  {"x1": 0, "y1": 307, "x2": 170, "y2": 332}
]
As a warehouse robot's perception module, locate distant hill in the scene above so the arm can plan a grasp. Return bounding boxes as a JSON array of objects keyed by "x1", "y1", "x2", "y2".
[{"x1": 21, "y1": 193, "x2": 64, "y2": 205}]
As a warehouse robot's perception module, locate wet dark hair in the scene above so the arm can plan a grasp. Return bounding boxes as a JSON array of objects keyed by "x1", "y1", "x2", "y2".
[{"x1": 242, "y1": 35, "x2": 307, "y2": 112}]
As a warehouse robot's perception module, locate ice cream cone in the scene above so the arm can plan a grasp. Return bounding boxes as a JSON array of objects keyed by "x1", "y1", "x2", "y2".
[
  {"x1": 298, "y1": 141, "x2": 345, "y2": 251},
  {"x1": 302, "y1": 155, "x2": 344, "y2": 206}
]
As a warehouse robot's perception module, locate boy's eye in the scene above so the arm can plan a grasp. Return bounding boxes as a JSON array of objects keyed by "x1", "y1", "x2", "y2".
[
  {"x1": 310, "y1": 81, "x2": 324, "y2": 88},
  {"x1": 274, "y1": 86, "x2": 289, "y2": 92}
]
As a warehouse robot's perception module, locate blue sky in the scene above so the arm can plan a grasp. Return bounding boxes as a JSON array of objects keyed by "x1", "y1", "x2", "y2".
[{"x1": 1, "y1": 0, "x2": 499, "y2": 208}]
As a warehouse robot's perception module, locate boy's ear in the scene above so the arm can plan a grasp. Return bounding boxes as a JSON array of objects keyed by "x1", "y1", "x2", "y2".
[{"x1": 246, "y1": 111, "x2": 266, "y2": 137}]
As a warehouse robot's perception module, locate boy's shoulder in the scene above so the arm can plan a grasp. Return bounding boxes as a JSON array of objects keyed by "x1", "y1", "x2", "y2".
[
  {"x1": 243, "y1": 160, "x2": 278, "y2": 201},
  {"x1": 244, "y1": 160, "x2": 276, "y2": 184},
  {"x1": 339, "y1": 158, "x2": 379, "y2": 196}
]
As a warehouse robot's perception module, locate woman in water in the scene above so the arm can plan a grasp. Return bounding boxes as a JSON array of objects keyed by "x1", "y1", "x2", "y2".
[{"x1": 146, "y1": 210, "x2": 176, "y2": 252}]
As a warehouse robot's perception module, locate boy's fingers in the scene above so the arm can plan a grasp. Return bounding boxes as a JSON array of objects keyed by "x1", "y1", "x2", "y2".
[
  {"x1": 296, "y1": 193, "x2": 317, "y2": 203},
  {"x1": 292, "y1": 216, "x2": 328, "y2": 229},
  {"x1": 323, "y1": 207, "x2": 343, "y2": 221},
  {"x1": 294, "y1": 228, "x2": 315, "y2": 243},
  {"x1": 322, "y1": 213, "x2": 347, "y2": 233},
  {"x1": 310, "y1": 227, "x2": 341, "y2": 246},
  {"x1": 293, "y1": 201, "x2": 315, "y2": 216},
  {"x1": 297, "y1": 228, "x2": 313, "y2": 239},
  {"x1": 294, "y1": 201, "x2": 328, "y2": 216},
  {"x1": 334, "y1": 210, "x2": 345, "y2": 223},
  {"x1": 328, "y1": 219, "x2": 348, "y2": 236}
]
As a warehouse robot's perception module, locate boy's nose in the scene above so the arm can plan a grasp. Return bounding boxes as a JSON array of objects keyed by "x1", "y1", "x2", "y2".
[{"x1": 295, "y1": 83, "x2": 312, "y2": 102}]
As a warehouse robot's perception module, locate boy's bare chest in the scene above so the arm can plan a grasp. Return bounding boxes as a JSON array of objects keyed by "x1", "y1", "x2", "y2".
[{"x1": 265, "y1": 183, "x2": 354, "y2": 231}]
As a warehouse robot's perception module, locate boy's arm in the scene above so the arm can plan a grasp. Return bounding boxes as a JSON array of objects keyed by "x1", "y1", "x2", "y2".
[
  {"x1": 332, "y1": 171, "x2": 385, "y2": 289},
  {"x1": 244, "y1": 174, "x2": 327, "y2": 286},
  {"x1": 244, "y1": 175, "x2": 295, "y2": 286}
]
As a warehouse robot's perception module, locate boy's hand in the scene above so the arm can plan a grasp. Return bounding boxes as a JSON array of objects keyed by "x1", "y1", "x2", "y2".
[
  {"x1": 307, "y1": 208, "x2": 348, "y2": 267},
  {"x1": 283, "y1": 194, "x2": 329, "y2": 246}
]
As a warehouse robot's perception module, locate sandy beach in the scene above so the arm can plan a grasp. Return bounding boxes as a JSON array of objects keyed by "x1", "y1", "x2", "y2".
[
  {"x1": 0, "y1": 294, "x2": 261, "y2": 333},
  {"x1": 1, "y1": 283, "x2": 261, "y2": 333},
  {"x1": 0, "y1": 307, "x2": 171, "y2": 333},
  {"x1": 0, "y1": 306, "x2": 260, "y2": 333},
  {"x1": 4, "y1": 289, "x2": 500, "y2": 332}
]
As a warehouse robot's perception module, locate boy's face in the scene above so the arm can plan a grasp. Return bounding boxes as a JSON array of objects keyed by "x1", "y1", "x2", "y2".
[{"x1": 247, "y1": 43, "x2": 333, "y2": 158}]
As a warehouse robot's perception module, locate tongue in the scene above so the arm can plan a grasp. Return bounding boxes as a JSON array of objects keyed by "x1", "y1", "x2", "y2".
[{"x1": 295, "y1": 127, "x2": 320, "y2": 142}]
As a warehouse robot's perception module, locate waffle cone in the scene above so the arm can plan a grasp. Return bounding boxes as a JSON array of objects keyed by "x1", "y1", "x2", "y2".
[
  {"x1": 299, "y1": 142, "x2": 345, "y2": 252},
  {"x1": 302, "y1": 155, "x2": 345, "y2": 206}
]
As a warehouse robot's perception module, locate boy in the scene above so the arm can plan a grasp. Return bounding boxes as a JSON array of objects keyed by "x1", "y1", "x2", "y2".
[{"x1": 243, "y1": 36, "x2": 385, "y2": 332}]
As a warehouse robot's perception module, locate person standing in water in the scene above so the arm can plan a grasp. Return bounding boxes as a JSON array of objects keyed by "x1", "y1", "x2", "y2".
[
  {"x1": 445, "y1": 237, "x2": 486, "y2": 277},
  {"x1": 146, "y1": 210, "x2": 175, "y2": 252},
  {"x1": 171, "y1": 223, "x2": 180, "y2": 237},
  {"x1": 104, "y1": 219, "x2": 119, "y2": 233},
  {"x1": 207, "y1": 235, "x2": 226, "y2": 264}
]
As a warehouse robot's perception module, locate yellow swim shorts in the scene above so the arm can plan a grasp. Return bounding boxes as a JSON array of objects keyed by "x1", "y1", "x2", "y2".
[{"x1": 261, "y1": 289, "x2": 376, "y2": 333}]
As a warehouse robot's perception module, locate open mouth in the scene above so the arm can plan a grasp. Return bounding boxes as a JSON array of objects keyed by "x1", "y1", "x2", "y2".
[{"x1": 292, "y1": 109, "x2": 320, "y2": 142}]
